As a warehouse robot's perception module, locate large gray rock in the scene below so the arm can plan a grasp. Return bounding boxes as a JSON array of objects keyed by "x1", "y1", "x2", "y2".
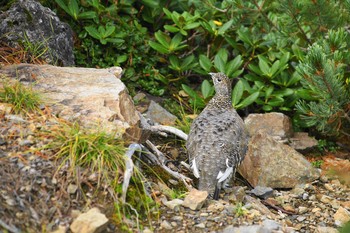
[
  {"x1": 244, "y1": 112, "x2": 293, "y2": 140},
  {"x1": 146, "y1": 100, "x2": 177, "y2": 125},
  {"x1": 238, "y1": 131, "x2": 320, "y2": 188},
  {"x1": 0, "y1": 0, "x2": 74, "y2": 66},
  {"x1": 0, "y1": 64, "x2": 144, "y2": 142},
  {"x1": 288, "y1": 132, "x2": 318, "y2": 151}
]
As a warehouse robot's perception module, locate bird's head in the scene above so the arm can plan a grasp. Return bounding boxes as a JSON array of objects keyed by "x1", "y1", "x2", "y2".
[{"x1": 209, "y1": 72, "x2": 232, "y2": 96}]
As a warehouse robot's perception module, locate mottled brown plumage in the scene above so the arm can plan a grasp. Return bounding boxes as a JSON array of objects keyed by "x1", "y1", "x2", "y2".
[{"x1": 186, "y1": 72, "x2": 248, "y2": 199}]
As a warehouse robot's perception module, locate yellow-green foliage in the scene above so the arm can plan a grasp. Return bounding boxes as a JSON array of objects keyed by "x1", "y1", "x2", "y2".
[
  {"x1": 0, "y1": 77, "x2": 42, "y2": 114},
  {"x1": 46, "y1": 122, "x2": 158, "y2": 230}
]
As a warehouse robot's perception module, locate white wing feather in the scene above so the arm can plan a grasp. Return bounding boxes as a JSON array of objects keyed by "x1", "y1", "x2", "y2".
[{"x1": 191, "y1": 158, "x2": 200, "y2": 178}]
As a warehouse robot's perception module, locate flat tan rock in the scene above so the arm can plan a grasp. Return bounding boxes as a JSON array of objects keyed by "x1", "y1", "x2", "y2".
[
  {"x1": 182, "y1": 189, "x2": 208, "y2": 210},
  {"x1": 70, "y1": 208, "x2": 108, "y2": 233},
  {"x1": 0, "y1": 64, "x2": 145, "y2": 142}
]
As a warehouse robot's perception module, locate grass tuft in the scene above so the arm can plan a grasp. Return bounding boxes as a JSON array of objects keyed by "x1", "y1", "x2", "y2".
[
  {"x1": 45, "y1": 122, "x2": 158, "y2": 230},
  {"x1": 0, "y1": 77, "x2": 42, "y2": 114}
]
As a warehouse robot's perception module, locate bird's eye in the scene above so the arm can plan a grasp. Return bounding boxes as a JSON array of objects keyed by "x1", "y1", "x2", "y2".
[{"x1": 217, "y1": 78, "x2": 222, "y2": 82}]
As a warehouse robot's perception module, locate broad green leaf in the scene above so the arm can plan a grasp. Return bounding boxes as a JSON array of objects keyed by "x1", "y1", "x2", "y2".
[
  {"x1": 142, "y1": 0, "x2": 160, "y2": 8},
  {"x1": 199, "y1": 55, "x2": 212, "y2": 71},
  {"x1": 274, "y1": 88, "x2": 294, "y2": 96},
  {"x1": 105, "y1": 38, "x2": 124, "y2": 44},
  {"x1": 218, "y1": 19, "x2": 233, "y2": 35},
  {"x1": 258, "y1": 56, "x2": 270, "y2": 76},
  {"x1": 237, "y1": 28, "x2": 253, "y2": 46},
  {"x1": 280, "y1": 52, "x2": 290, "y2": 66},
  {"x1": 169, "y1": 55, "x2": 180, "y2": 69},
  {"x1": 163, "y1": 8, "x2": 172, "y2": 18},
  {"x1": 149, "y1": 41, "x2": 169, "y2": 54},
  {"x1": 217, "y1": 49, "x2": 228, "y2": 63},
  {"x1": 117, "y1": 55, "x2": 128, "y2": 63},
  {"x1": 201, "y1": 80, "x2": 213, "y2": 99},
  {"x1": 164, "y1": 25, "x2": 180, "y2": 33},
  {"x1": 248, "y1": 64, "x2": 263, "y2": 75},
  {"x1": 55, "y1": 0, "x2": 70, "y2": 15},
  {"x1": 182, "y1": 84, "x2": 198, "y2": 99},
  {"x1": 214, "y1": 55, "x2": 225, "y2": 72},
  {"x1": 232, "y1": 79, "x2": 244, "y2": 106},
  {"x1": 270, "y1": 60, "x2": 280, "y2": 77},
  {"x1": 78, "y1": 11, "x2": 97, "y2": 19},
  {"x1": 179, "y1": 29, "x2": 187, "y2": 36},
  {"x1": 263, "y1": 105, "x2": 273, "y2": 111},
  {"x1": 85, "y1": 26, "x2": 101, "y2": 39},
  {"x1": 292, "y1": 44, "x2": 304, "y2": 60},
  {"x1": 225, "y1": 55, "x2": 242, "y2": 77},
  {"x1": 267, "y1": 96, "x2": 284, "y2": 107},
  {"x1": 200, "y1": 21, "x2": 214, "y2": 34},
  {"x1": 182, "y1": 84, "x2": 205, "y2": 108},
  {"x1": 181, "y1": 55, "x2": 195, "y2": 70},
  {"x1": 264, "y1": 86, "x2": 274, "y2": 99},
  {"x1": 154, "y1": 31, "x2": 170, "y2": 48},
  {"x1": 184, "y1": 22, "x2": 201, "y2": 30},
  {"x1": 231, "y1": 69, "x2": 243, "y2": 78},
  {"x1": 169, "y1": 33, "x2": 182, "y2": 51},
  {"x1": 68, "y1": 0, "x2": 79, "y2": 20},
  {"x1": 287, "y1": 72, "x2": 302, "y2": 86},
  {"x1": 104, "y1": 25, "x2": 116, "y2": 38},
  {"x1": 236, "y1": 92, "x2": 259, "y2": 109}
]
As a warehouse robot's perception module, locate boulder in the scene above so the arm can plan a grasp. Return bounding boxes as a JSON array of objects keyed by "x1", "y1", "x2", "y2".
[
  {"x1": 146, "y1": 100, "x2": 177, "y2": 126},
  {"x1": 0, "y1": 0, "x2": 74, "y2": 66},
  {"x1": 244, "y1": 112, "x2": 293, "y2": 140},
  {"x1": 238, "y1": 131, "x2": 320, "y2": 188},
  {"x1": 288, "y1": 132, "x2": 318, "y2": 151},
  {"x1": 0, "y1": 64, "x2": 144, "y2": 142},
  {"x1": 70, "y1": 208, "x2": 108, "y2": 233}
]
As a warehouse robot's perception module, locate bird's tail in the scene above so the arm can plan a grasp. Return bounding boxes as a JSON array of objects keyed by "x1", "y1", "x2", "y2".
[{"x1": 213, "y1": 184, "x2": 220, "y2": 200}]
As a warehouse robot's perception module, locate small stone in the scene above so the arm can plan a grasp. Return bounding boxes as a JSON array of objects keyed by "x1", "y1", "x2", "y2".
[
  {"x1": 182, "y1": 189, "x2": 208, "y2": 210},
  {"x1": 5, "y1": 115, "x2": 27, "y2": 123},
  {"x1": 195, "y1": 223, "x2": 205, "y2": 228},
  {"x1": 170, "y1": 222, "x2": 177, "y2": 227},
  {"x1": 207, "y1": 201, "x2": 225, "y2": 213},
  {"x1": 133, "y1": 92, "x2": 146, "y2": 102},
  {"x1": 19, "y1": 139, "x2": 34, "y2": 147},
  {"x1": 341, "y1": 201, "x2": 350, "y2": 209},
  {"x1": 50, "y1": 225, "x2": 67, "y2": 233},
  {"x1": 67, "y1": 184, "x2": 78, "y2": 194},
  {"x1": 172, "y1": 216, "x2": 183, "y2": 221},
  {"x1": 250, "y1": 186, "x2": 273, "y2": 199},
  {"x1": 163, "y1": 199, "x2": 183, "y2": 210},
  {"x1": 324, "y1": 183, "x2": 334, "y2": 192},
  {"x1": 232, "y1": 186, "x2": 246, "y2": 202},
  {"x1": 320, "y1": 195, "x2": 333, "y2": 204},
  {"x1": 298, "y1": 206, "x2": 308, "y2": 214},
  {"x1": 282, "y1": 204, "x2": 296, "y2": 213},
  {"x1": 334, "y1": 206, "x2": 350, "y2": 226},
  {"x1": 200, "y1": 212, "x2": 209, "y2": 217},
  {"x1": 320, "y1": 175, "x2": 328, "y2": 183},
  {"x1": 71, "y1": 210, "x2": 82, "y2": 219},
  {"x1": 160, "y1": 220, "x2": 172, "y2": 230},
  {"x1": 297, "y1": 216, "x2": 306, "y2": 222},
  {"x1": 70, "y1": 208, "x2": 108, "y2": 233},
  {"x1": 143, "y1": 228, "x2": 153, "y2": 233}
]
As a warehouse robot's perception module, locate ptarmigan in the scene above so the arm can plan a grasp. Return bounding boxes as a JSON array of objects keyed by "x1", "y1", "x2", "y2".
[{"x1": 186, "y1": 72, "x2": 248, "y2": 199}]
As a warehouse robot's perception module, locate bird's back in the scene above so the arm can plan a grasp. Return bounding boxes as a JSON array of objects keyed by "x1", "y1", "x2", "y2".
[{"x1": 187, "y1": 104, "x2": 248, "y2": 196}]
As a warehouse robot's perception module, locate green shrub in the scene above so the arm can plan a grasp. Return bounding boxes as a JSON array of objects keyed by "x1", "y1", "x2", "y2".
[{"x1": 296, "y1": 28, "x2": 350, "y2": 137}]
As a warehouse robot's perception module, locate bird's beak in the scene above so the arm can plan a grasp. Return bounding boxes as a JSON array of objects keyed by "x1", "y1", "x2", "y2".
[{"x1": 209, "y1": 72, "x2": 215, "y2": 76}]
